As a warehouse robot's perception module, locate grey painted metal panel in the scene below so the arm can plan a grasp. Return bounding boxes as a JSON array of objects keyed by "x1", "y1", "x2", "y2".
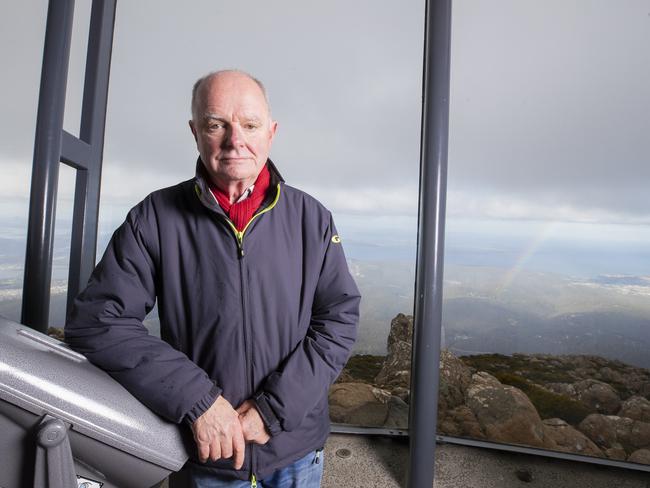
[{"x1": 0, "y1": 316, "x2": 189, "y2": 473}]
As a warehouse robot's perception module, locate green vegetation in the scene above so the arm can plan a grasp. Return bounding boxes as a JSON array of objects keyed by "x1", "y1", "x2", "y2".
[
  {"x1": 494, "y1": 372, "x2": 591, "y2": 425},
  {"x1": 339, "y1": 354, "x2": 386, "y2": 384},
  {"x1": 461, "y1": 354, "x2": 575, "y2": 383},
  {"x1": 461, "y1": 354, "x2": 593, "y2": 424}
]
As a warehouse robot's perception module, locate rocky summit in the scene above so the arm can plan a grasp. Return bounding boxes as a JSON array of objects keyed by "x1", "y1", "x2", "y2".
[{"x1": 330, "y1": 313, "x2": 650, "y2": 465}]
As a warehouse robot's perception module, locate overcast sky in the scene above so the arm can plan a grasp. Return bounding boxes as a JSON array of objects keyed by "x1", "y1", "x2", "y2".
[{"x1": 1, "y1": 0, "x2": 649, "y2": 234}]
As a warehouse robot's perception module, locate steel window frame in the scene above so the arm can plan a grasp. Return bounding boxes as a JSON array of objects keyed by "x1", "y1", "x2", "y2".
[{"x1": 21, "y1": 0, "x2": 116, "y2": 332}]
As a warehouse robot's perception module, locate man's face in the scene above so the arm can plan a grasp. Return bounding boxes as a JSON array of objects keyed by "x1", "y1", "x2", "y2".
[{"x1": 189, "y1": 72, "x2": 277, "y2": 188}]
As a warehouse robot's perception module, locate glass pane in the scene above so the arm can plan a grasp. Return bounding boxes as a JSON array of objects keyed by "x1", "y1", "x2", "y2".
[
  {"x1": 95, "y1": 1, "x2": 424, "y2": 428},
  {"x1": 442, "y1": 0, "x2": 650, "y2": 467},
  {"x1": 0, "y1": 2, "x2": 48, "y2": 324},
  {"x1": 49, "y1": 163, "x2": 76, "y2": 329},
  {"x1": 62, "y1": 0, "x2": 92, "y2": 138}
]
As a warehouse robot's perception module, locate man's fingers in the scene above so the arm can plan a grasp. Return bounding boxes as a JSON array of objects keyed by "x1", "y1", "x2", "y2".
[
  {"x1": 208, "y1": 439, "x2": 222, "y2": 463},
  {"x1": 233, "y1": 430, "x2": 246, "y2": 470},
  {"x1": 220, "y1": 434, "x2": 233, "y2": 460},
  {"x1": 197, "y1": 441, "x2": 210, "y2": 463}
]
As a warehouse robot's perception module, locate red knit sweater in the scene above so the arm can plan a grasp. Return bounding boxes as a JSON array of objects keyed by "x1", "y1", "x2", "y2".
[{"x1": 209, "y1": 164, "x2": 271, "y2": 231}]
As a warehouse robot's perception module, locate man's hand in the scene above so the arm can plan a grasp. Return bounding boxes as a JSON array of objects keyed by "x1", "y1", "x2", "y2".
[
  {"x1": 191, "y1": 395, "x2": 245, "y2": 468},
  {"x1": 236, "y1": 400, "x2": 271, "y2": 445}
]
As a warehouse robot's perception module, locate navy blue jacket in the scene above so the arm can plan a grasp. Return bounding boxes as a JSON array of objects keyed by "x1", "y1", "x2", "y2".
[{"x1": 65, "y1": 160, "x2": 361, "y2": 480}]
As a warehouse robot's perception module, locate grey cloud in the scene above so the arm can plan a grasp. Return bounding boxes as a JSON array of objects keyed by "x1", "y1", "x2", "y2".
[{"x1": 1, "y1": 0, "x2": 648, "y2": 222}]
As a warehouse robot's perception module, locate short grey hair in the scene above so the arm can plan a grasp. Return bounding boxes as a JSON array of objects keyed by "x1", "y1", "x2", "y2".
[{"x1": 191, "y1": 69, "x2": 270, "y2": 121}]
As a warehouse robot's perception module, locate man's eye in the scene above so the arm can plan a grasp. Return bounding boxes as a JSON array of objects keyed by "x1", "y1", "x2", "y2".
[
  {"x1": 208, "y1": 124, "x2": 224, "y2": 130},
  {"x1": 244, "y1": 124, "x2": 259, "y2": 130}
]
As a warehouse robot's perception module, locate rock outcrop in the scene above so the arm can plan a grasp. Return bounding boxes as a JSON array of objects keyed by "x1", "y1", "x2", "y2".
[
  {"x1": 374, "y1": 313, "x2": 412, "y2": 392},
  {"x1": 331, "y1": 312, "x2": 650, "y2": 464},
  {"x1": 465, "y1": 372, "x2": 547, "y2": 447},
  {"x1": 542, "y1": 418, "x2": 602, "y2": 457},
  {"x1": 619, "y1": 396, "x2": 650, "y2": 423},
  {"x1": 578, "y1": 414, "x2": 650, "y2": 455}
]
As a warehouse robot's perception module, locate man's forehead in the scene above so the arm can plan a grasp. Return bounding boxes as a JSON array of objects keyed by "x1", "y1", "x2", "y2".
[
  {"x1": 201, "y1": 74, "x2": 266, "y2": 101},
  {"x1": 202, "y1": 111, "x2": 264, "y2": 122}
]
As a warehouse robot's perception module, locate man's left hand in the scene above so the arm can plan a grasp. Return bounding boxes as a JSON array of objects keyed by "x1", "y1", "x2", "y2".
[{"x1": 236, "y1": 400, "x2": 271, "y2": 445}]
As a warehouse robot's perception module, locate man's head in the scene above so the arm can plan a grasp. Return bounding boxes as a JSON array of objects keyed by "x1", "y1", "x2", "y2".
[{"x1": 189, "y1": 70, "x2": 277, "y2": 192}]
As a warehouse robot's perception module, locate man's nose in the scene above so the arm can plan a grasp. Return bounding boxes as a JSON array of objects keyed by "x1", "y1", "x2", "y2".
[{"x1": 222, "y1": 124, "x2": 245, "y2": 148}]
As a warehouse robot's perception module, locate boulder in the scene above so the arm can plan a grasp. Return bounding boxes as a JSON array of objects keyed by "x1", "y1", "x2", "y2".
[
  {"x1": 578, "y1": 414, "x2": 650, "y2": 454},
  {"x1": 618, "y1": 396, "x2": 650, "y2": 423},
  {"x1": 573, "y1": 379, "x2": 621, "y2": 415},
  {"x1": 542, "y1": 418, "x2": 603, "y2": 457},
  {"x1": 628, "y1": 449, "x2": 650, "y2": 464},
  {"x1": 439, "y1": 405, "x2": 485, "y2": 439},
  {"x1": 329, "y1": 383, "x2": 391, "y2": 426},
  {"x1": 604, "y1": 445, "x2": 627, "y2": 461},
  {"x1": 384, "y1": 396, "x2": 409, "y2": 429},
  {"x1": 438, "y1": 349, "x2": 473, "y2": 413},
  {"x1": 577, "y1": 414, "x2": 617, "y2": 449},
  {"x1": 465, "y1": 372, "x2": 547, "y2": 448}
]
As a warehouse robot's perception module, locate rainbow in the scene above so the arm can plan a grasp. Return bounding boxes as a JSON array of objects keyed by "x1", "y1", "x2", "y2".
[{"x1": 496, "y1": 221, "x2": 559, "y2": 294}]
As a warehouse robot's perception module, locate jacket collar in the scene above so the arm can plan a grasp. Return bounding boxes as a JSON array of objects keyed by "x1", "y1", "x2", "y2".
[{"x1": 193, "y1": 157, "x2": 284, "y2": 213}]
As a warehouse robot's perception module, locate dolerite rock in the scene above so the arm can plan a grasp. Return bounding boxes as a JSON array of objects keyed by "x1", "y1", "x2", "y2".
[
  {"x1": 465, "y1": 372, "x2": 547, "y2": 448},
  {"x1": 578, "y1": 414, "x2": 650, "y2": 454},
  {"x1": 374, "y1": 314, "x2": 471, "y2": 412},
  {"x1": 438, "y1": 349, "x2": 473, "y2": 413},
  {"x1": 618, "y1": 396, "x2": 650, "y2": 423},
  {"x1": 329, "y1": 383, "x2": 391, "y2": 426},
  {"x1": 604, "y1": 445, "x2": 627, "y2": 461},
  {"x1": 577, "y1": 414, "x2": 617, "y2": 449},
  {"x1": 573, "y1": 379, "x2": 621, "y2": 415},
  {"x1": 628, "y1": 449, "x2": 650, "y2": 464},
  {"x1": 438, "y1": 405, "x2": 485, "y2": 439},
  {"x1": 384, "y1": 396, "x2": 409, "y2": 429},
  {"x1": 542, "y1": 418, "x2": 603, "y2": 457},
  {"x1": 374, "y1": 314, "x2": 413, "y2": 390}
]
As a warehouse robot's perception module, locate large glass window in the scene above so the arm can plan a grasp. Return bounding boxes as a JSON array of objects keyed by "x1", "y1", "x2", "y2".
[
  {"x1": 0, "y1": 2, "x2": 47, "y2": 324},
  {"x1": 93, "y1": 1, "x2": 425, "y2": 428},
  {"x1": 441, "y1": 0, "x2": 650, "y2": 467}
]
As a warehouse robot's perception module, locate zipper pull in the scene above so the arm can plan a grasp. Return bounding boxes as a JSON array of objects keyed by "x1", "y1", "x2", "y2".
[
  {"x1": 237, "y1": 237, "x2": 245, "y2": 258},
  {"x1": 250, "y1": 473, "x2": 257, "y2": 488},
  {"x1": 313, "y1": 450, "x2": 321, "y2": 464}
]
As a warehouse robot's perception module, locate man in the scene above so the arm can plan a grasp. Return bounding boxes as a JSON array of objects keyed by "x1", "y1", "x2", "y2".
[{"x1": 65, "y1": 70, "x2": 361, "y2": 487}]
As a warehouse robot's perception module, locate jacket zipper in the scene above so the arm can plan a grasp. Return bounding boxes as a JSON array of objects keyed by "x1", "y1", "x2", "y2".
[
  {"x1": 222, "y1": 184, "x2": 281, "y2": 480},
  {"x1": 224, "y1": 183, "x2": 281, "y2": 257}
]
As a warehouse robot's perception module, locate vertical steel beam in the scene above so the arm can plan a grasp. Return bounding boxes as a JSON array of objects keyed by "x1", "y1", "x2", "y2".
[
  {"x1": 407, "y1": 0, "x2": 452, "y2": 486},
  {"x1": 22, "y1": 0, "x2": 76, "y2": 332},
  {"x1": 67, "y1": 0, "x2": 116, "y2": 317}
]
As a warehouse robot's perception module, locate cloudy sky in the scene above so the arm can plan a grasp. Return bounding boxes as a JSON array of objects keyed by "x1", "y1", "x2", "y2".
[{"x1": 1, "y1": 0, "x2": 649, "y2": 241}]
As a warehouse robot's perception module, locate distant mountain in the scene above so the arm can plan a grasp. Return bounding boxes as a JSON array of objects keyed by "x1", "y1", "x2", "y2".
[{"x1": 444, "y1": 297, "x2": 650, "y2": 369}]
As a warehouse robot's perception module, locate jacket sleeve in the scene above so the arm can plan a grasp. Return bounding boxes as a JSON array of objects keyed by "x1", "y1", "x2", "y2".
[
  {"x1": 65, "y1": 208, "x2": 220, "y2": 424},
  {"x1": 254, "y1": 214, "x2": 361, "y2": 434}
]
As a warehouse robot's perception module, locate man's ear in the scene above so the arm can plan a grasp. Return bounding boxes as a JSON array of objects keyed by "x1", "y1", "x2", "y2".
[
  {"x1": 269, "y1": 120, "x2": 278, "y2": 143},
  {"x1": 189, "y1": 119, "x2": 198, "y2": 143}
]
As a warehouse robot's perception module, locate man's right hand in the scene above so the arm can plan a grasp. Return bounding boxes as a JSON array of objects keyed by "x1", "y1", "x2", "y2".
[{"x1": 191, "y1": 395, "x2": 245, "y2": 469}]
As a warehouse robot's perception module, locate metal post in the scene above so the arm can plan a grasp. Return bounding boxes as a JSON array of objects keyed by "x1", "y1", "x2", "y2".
[
  {"x1": 22, "y1": 0, "x2": 76, "y2": 332},
  {"x1": 407, "y1": 0, "x2": 452, "y2": 486},
  {"x1": 66, "y1": 0, "x2": 116, "y2": 318}
]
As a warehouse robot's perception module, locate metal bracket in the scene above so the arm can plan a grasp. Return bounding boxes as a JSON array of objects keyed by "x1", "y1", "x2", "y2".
[{"x1": 34, "y1": 415, "x2": 77, "y2": 488}]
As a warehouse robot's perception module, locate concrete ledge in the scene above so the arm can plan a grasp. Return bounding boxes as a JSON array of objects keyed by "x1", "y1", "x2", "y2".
[{"x1": 322, "y1": 434, "x2": 650, "y2": 488}]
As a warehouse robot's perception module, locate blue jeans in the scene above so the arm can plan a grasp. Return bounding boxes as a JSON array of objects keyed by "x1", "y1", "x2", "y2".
[{"x1": 189, "y1": 450, "x2": 324, "y2": 488}]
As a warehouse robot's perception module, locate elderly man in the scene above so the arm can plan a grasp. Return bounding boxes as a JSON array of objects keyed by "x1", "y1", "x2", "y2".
[{"x1": 65, "y1": 70, "x2": 361, "y2": 487}]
